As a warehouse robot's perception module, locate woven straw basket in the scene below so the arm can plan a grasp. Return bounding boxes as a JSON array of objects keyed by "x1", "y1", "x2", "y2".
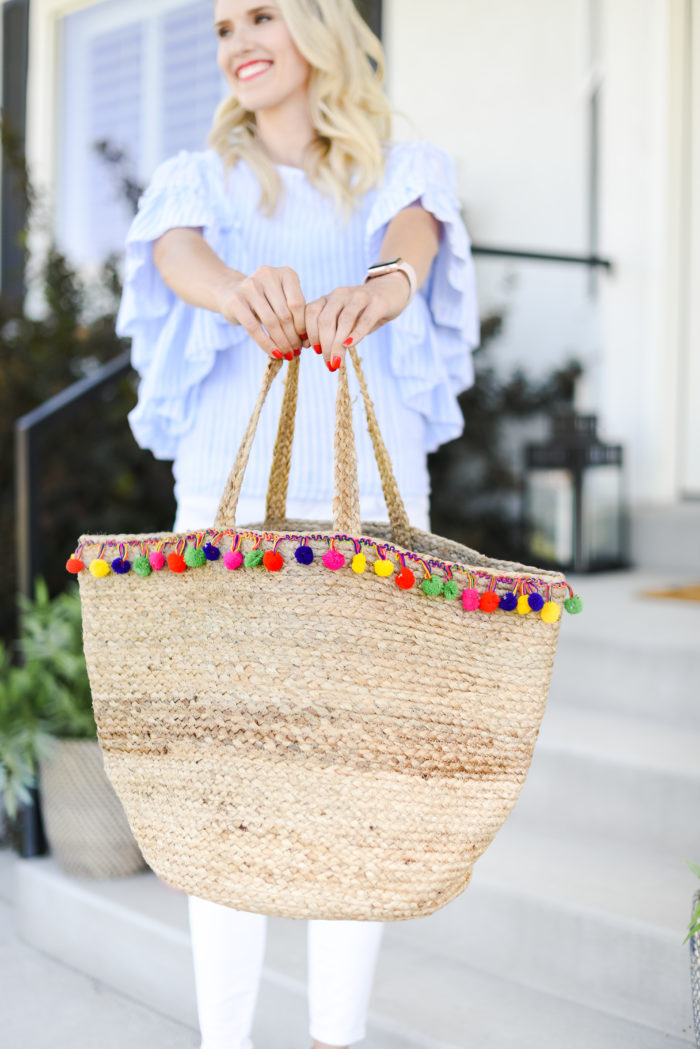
[{"x1": 72, "y1": 348, "x2": 577, "y2": 921}]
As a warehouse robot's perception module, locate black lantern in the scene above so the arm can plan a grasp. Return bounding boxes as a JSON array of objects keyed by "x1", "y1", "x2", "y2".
[{"x1": 524, "y1": 410, "x2": 627, "y2": 572}]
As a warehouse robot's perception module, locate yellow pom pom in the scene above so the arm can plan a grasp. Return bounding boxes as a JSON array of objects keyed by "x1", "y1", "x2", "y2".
[
  {"x1": 351, "y1": 553, "x2": 366, "y2": 574},
  {"x1": 517, "y1": 595, "x2": 531, "y2": 615},
  {"x1": 89, "y1": 558, "x2": 110, "y2": 578},
  {"x1": 541, "y1": 600, "x2": 561, "y2": 623},
  {"x1": 374, "y1": 558, "x2": 394, "y2": 577}
]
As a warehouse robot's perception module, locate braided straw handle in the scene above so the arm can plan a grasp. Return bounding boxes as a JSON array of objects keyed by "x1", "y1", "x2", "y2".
[{"x1": 213, "y1": 349, "x2": 412, "y2": 548}]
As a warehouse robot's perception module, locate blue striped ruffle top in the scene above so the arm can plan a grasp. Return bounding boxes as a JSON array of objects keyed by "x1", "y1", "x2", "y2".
[{"x1": 115, "y1": 140, "x2": 479, "y2": 509}]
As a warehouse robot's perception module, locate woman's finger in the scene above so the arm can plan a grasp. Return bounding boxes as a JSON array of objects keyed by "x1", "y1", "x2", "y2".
[
  {"x1": 280, "y1": 267, "x2": 310, "y2": 349},
  {"x1": 245, "y1": 280, "x2": 297, "y2": 358},
  {"x1": 262, "y1": 280, "x2": 303, "y2": 359},
  {"x1": 324, "y1": 288, "x2": 376, "y2": 370},
  {"x1": 232, "y1": 295, "x2": 287, "y2": 358},
  {"x1": 304, "y1": 297, "x2": 327, "y2": 356}
]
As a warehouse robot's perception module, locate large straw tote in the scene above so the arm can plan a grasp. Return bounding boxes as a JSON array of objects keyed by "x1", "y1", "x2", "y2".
[{"x1": 70, "y1": 348, "x2": 581, "y2": 921}]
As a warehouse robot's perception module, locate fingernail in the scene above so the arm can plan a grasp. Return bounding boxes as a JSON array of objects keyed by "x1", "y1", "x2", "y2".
[
  {"x1": 293, "y1": 348, "x2": 302, "y2": 357},
  {"x1": 313, "y1": 344, "x2": 323, "y2": 354},
  {"x1": 284, "y1": 352, "x2": 294, "y2": 361},
  {"x1": 331, "y1": 356, "x2": 341, "y2": 371},
  {"x1": 301, "y1": 333, "x2": 308, "y2": 340},
  {"x1": 326, "y1": 360, "x2": 333, "y2": 371},
  {"x1": 343, "y1": 338, "x2": 353, "y2": 346},
  {"x1": 272, "y1": 350, "x2": 283, "y2": 359}
]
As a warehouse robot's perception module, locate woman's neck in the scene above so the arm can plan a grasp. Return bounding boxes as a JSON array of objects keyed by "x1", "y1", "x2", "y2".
[{"x1": 255, "y1": 93, "x2": 315, "y2": 168}]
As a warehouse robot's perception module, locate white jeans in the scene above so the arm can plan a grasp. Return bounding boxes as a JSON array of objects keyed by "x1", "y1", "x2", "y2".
[{"x1": 175, "y1": 493, "x2": 431, "y2": 1049}]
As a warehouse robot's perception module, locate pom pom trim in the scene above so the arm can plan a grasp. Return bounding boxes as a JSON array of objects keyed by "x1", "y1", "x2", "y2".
[{"x1": 68, "y1": 531, "x2": 580, "y2": 625}]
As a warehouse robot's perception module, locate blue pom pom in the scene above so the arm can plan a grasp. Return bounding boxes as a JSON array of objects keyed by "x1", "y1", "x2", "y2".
[
  {"x1": 295, "y1": 545, "x2": 314, "y2": 565},
  {"x1": 528, "y1": 592, "x2": 545, "y2": 611},
  {"x1": 203, "y1": 543, "x2": 220, "y2": 561},
  {"x1": 111, "y1": 557, "x2": 131, "y2": 575},
  {"x1": 500, "y1": 592, "x2": 518, "y2": 611}
]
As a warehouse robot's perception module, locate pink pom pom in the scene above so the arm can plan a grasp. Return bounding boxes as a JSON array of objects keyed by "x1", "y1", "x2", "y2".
[
  {"x1": 223, "y1": 550, "x2": 244, "y2": 571},
  {"x1": 462, "y1": 587, "x2": 479, "y2": 611},
  {"x1": 149, "y1": 551, "x2": 165, "y2": 571},
  {"x1": 322, "y1": 549, "x2": 345, "y2": 570}
]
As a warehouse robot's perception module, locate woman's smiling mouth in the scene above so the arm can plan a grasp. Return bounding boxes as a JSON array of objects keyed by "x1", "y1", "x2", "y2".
[{"x1": 236, "y1": 60, "x2": 273, "y2": 81}]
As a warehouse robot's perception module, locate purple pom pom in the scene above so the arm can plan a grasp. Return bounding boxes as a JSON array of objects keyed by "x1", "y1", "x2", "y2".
[
  {"x1": 500, "y1": 592, "x2": 518, "y2": 611},
  {"x1": 295, "y1": 545, "x2": 314, "y2": 565},
  {"x1": 528, "y1": 592, "x2": 545, "y2": 611},
  {"x1": 203, "y1": 543, "x2": 220, "y2": 561},
  {"x1": 111, "y1": 557, "x2": 131, "y2": 575}
]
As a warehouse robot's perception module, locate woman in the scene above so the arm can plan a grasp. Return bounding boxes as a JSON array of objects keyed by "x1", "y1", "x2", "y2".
[{"x1": 116, "y1": 1, "x2": 479, "y2": 1047}]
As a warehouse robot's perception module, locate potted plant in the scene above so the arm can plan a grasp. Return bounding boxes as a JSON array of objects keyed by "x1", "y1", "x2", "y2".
[
  {"x1": 686, "y1": 860, "x2": 700, "y2": 1047},
  {"x1": 8, "y1": 579, "x2": 146, "y2": 878}
]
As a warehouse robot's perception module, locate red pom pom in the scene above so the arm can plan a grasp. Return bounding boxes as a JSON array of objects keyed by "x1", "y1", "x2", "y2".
[
  {"x1": 167, "y1": 552, "x2": 186, "y2": 573},
  {"x1": 479, "y1": 591, "x2": 500, "y2": 613},
  {"x1": 66, "y1": 557, "x2": 84, "y2": 574},
  {"x1": 395, "y1": 567, "x2": 415, "y2": 590},
  {"x1": 263, "y1": 550, "x2": 284, "y2": 572}
]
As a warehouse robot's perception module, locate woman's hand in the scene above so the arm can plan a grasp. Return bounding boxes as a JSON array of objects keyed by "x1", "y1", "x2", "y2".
[
  {"x1": 218, "y1": 265, "x2": 310, "y2": 360},
  {"x1": 304, "y1": 272, "x2": 412, "y2": 371}
]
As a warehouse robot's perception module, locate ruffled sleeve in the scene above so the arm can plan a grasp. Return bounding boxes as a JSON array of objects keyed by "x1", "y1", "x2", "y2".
[
  {"x1": 365, "y1": 140, "x2": 480, "y2": 452},
  {"x1": 115, "y1": 149, "x2": 247, "y2": 459}
]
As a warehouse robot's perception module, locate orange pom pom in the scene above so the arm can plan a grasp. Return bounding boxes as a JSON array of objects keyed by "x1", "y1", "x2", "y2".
[
  {"x1": 66, "y1": 557, "x2": 84, "y2": 574},
  {"x1": 395, "y1": 567, "x2": 415, "y2": 590},
  {"x1": 263, "y1": 550, "x2": 284, "y2": 572},
  {"x1": 167, "y1": 552, "x2": 186, "y2": 573},
  {"x1": 479, "y1": 591, "x2": 500, "y2": 613}
]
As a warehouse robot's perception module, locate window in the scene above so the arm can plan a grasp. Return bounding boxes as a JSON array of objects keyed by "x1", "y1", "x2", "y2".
[{"x1": 56, "y1": 0, "x2": 224, "y2": 268}]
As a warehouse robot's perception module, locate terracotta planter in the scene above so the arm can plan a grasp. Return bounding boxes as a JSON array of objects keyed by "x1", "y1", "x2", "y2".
[
  {"x1": 39, "y1": 738, "x2": 146, "y2": 878},
  {"x1": 692, "y1": 889, "x2": 700, "y2": 1049}
]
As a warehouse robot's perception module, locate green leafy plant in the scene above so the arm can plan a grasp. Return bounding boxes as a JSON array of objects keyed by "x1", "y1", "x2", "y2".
[
  {"x1": 0, "y1": 642, "x2": 55, "y2": 820},
  {"x1": 429, "y1": 315, "x2": 583, "y2": 563},
  {"x1": 684, "y1": 860, "x2": 700, "y2": 944},
  {"x1": 0, "y1": 578, "x2": 95, "y2": 824},
  {"x1": 17, "y1": 578, "x2": 96, "y2": 739}
]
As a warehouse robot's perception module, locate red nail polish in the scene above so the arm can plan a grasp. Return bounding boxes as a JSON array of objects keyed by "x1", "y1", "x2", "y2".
[
  {"x1": 313, "y1": 344, "x2": 323, "y2": 354},
  {"x1": 326, "y1": 360, "x2": 333, "y2": 371},
  {"x1": 331, "y1": 356, "x2": 341, "y2": 371},
  {"x1": 343, "y1": 338, "x2": 353, "y2": 346},
  {"x1": 284, "y1": 352, "x2": 294, "y2": 361},
  {"x1": 272, "y1": 350, "x2": 283, "y2": 359},
  {"x1": 300, "y1": 333, "x2": 308, "y2": 340},
  {"x1": 293, "y1": 348, "x2": 302, "y2": 357}
]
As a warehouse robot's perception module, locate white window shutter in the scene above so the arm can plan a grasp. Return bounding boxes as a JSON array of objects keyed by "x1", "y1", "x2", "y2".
[
  {"x1": 57, "y1": 0, "x2": 224, "y2": 270},
  {"x1": 162, "y1": 2, "x2": 223, "y2": 157}
]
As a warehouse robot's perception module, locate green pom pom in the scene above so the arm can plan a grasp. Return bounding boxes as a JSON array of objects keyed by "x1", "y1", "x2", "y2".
[
  {"x1": 244, "y1": 548, "x2": 265, "y2": 568},
  {"x1": 133, "y1": 555, "x2": 152, "y2": 578},
  {"x1": 421, "y1": 574, "x2": 444, "y2": 597},
  {"x1": 184, "y1": 545, "x2": 207, "y2": 568},
  {"x1": 564, "y1": 594, "x2": 584, "y2": 614},
  {"x1": 443, "y1": 580, "x2": 459, "y2": 601}
]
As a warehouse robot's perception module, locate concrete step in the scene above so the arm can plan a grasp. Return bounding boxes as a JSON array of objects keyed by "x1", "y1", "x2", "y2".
[
  {"x1": 387, "y1": 820, "x2": 697, "y2": 1039},
  {"x1": 512, "y1": 700, "x2": 700, "y2": 857},
  {"x1": 5, "y1": 847, "x2": 694, "y2": 1049},
  {"x1": 550, "y1": 570, "x2": 700, "y2": 729}
]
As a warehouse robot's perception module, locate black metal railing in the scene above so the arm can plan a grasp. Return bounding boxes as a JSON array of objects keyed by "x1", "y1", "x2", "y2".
[
  {"x1": 14, "y1": 350, "x2": 132, "y2": 599},
  {"x1": 471, "y1": 244, "x2": 612, "y2": 270}
]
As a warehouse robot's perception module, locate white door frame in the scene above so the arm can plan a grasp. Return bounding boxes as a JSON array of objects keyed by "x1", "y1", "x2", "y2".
[{"x1": 672, "y1": 0, "x2": 700, "y2": 496}]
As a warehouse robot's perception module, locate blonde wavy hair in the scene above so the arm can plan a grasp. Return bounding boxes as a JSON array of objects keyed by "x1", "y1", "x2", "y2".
[{"x1": 207, "y1": 0, "x2": 396, "y2": 223}]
